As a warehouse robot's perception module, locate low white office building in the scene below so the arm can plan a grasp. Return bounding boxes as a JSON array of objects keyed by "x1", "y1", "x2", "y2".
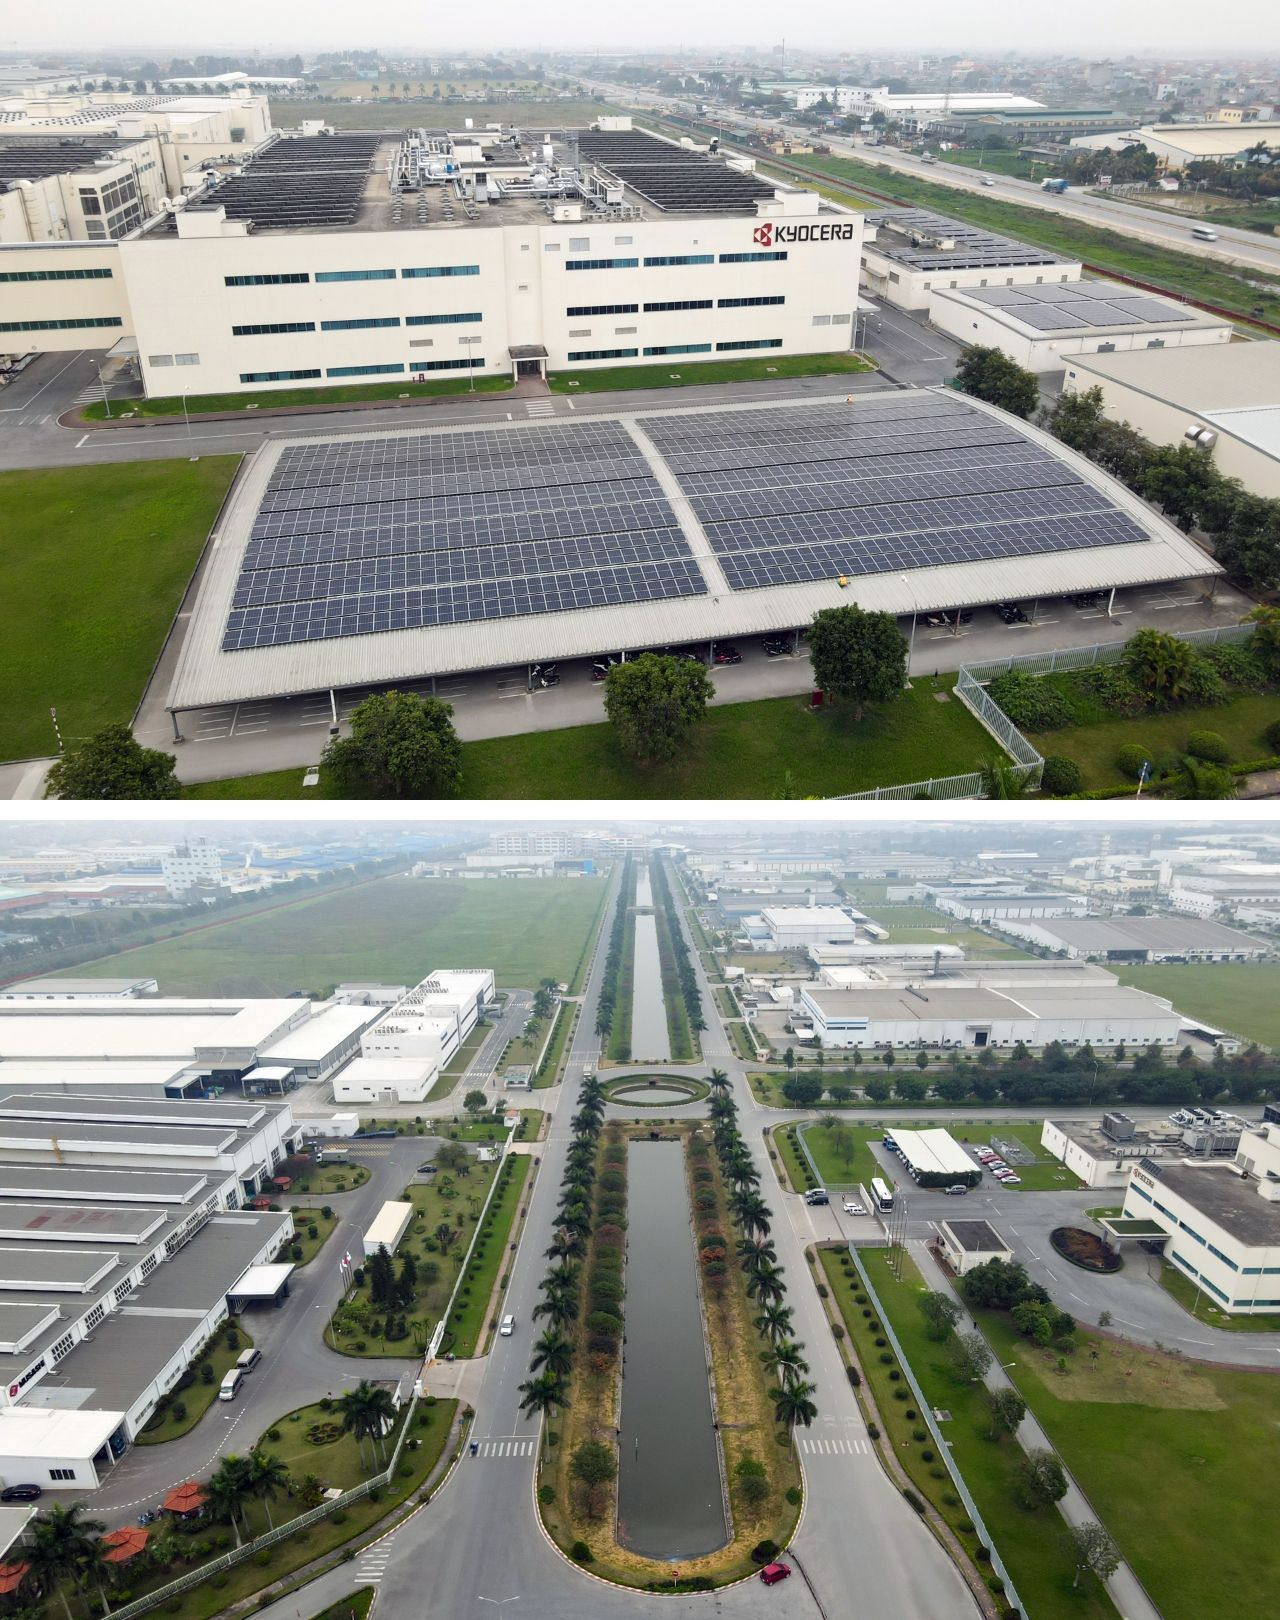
[
  {"x1": 0, "y1": 976, "x2": 158, "y2": 1001},
  {"x1": 1119, "y1": 1122, "x2": 1280, "y2": 1314},
  {"x1": 332, "y1": 1056, "x2": 440, "y2": 1106},
  {"x1": 860, "y1": 207, "x2": 1079, "y2": 313},
  {"x1": 360, "y1": 1200, "x2": 415, "y2": 1263},
  {"x1": 927, "y1": 279, "x2": 1232, "y2": 374},
  {"x1": 757, "y1": 905, "x2": 863, "y2": 949},
  {"x1": 938, "y1": 1218, "x2": 1013, "y2": 1276}
]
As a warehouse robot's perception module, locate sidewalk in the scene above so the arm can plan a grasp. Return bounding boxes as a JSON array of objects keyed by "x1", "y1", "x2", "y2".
[{"x1": 919, "y1": 1241, "x2": 1162, "y2": 1620}]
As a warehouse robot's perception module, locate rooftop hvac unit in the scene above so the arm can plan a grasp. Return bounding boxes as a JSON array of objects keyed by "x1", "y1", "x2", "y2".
[
  {"x1": 1101, "y1": 1110, "x2": 1136, "y2": 1141},
  {"x1": 1184, "y1": 424, "x2": 1218, "y2": 449}
]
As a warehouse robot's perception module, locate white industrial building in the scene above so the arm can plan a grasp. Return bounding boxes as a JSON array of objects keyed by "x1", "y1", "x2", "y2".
[
  {"x1": 333, "y1": 968, "x2": 495, "y2": 1104},
  {"x1": 931, "y1": 890, "x2": 1088, "y2": 921},
  {"x1": 1069, "y1": 120, "x2": 1280, "y2": 170},
  {"x1": 807, "y1": 942, "x2": 966, "y2": 969},
  {"x1": 926, "y1": 279, "x2": 1232, "y2": 374},
  {"x1": 0, "y1": 976, "x2": 158, "y2": 1001},
  {"x1": 1, "y1": 121, "x2": 866, "y2": 396},
  {"x1": 998, "y1": 915, "x2": 1268, "y2": 962},
  {"x1": 1115, "y1": 1121, "x2": 1280, "y2": 1314},
  {"x1": 797, "y1": 979, "x2": 1184, "y2": 1050},
  {"x1": 860, "y1": 207, "x2": 1080, "y2": 313},
  {"x1": 882, "y1": 1125, "x2": 980, "y2": 1187},
  {"x1": 1063, "y1": 341, "x2": 1280, "y2": 500},
  {"x1": 754, "y1": 84, "x2": 1045, "y2": 127},
  {"x1": 0, "y1": 1092, "x2": 298, "y2": 1484},
  {"x1": 756, "y1": 905, "x2": 863, "y2": 949},
  {"x1": 161, "y1": 836, "x2": 224, "y2": 895},
  {"x1": 359, "y1": 1200, "x2": 414, "y2": 1264},
  {"x1": 938, "y1": 1218, "x2": 1013, "y2": 1275}
]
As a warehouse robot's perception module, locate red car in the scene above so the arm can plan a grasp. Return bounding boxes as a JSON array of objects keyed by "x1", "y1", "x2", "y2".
[{"x1": 759, "y1": 1563, "x2": 791, "y2": 1586}]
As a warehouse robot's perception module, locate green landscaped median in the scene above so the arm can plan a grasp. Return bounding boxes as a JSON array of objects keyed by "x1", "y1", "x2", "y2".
[
  {"x1": 0, "y1": 458, "x2": 239, "y2": 763},
  {"x1": 135, "y1": 1321, "x2": 252, "y2": 1444},
  {"x1": 445, "y1": 1153, "x2": 531, "y2": 1356},
  {"x1": 81, "y1": 374, "x2": 512, "y2": 420},
  {"x1": 547, "y1": 351, "x2": 875, "y2": 392}
]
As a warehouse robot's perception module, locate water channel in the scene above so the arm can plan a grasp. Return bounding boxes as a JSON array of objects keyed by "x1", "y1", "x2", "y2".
[
  {"x1": 630, "y1": 868, "x2": 671, "y2": 1062},
  {"x1": 616, "y1": 1139, "x2": 727, "y2": 1558}
]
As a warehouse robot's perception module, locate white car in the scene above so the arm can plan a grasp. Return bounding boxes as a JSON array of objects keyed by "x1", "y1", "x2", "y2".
[
  {"x1": 999, "y1": 1174, "x2": 1022, "y2": 1186},
  {"x1": 843, "y1": 1199, "x2": 866, "y2": 1216},
  {"x1": 499, "y1": 1314, "x2": 515, "y2": 1336},
  {"x1": 980, "y1": 177, "x2": 997, "y2": 186}
]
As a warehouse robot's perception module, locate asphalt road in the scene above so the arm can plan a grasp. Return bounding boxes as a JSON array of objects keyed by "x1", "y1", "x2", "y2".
[{"x1": 584, "y1": 84, "x2": 1280, "y2": 281}]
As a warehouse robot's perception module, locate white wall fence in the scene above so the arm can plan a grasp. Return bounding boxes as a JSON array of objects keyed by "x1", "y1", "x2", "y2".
[{"x1": 831, "y1": 622, "x2": 1256, "y2": 801}]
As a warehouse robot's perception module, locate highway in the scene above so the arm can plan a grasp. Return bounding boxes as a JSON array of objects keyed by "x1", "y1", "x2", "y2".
[{"x1": 583, "y1": 81, "x2": 1280, "y2": 283}]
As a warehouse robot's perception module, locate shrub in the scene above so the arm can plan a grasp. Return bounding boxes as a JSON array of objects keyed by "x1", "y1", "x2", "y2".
[
  {"x1": 846, "y1": 1365, "x2": 861, "y2": 1388},
  {"x1": 893, "y1": 1388, "x2": 909, "y2": 1401},
  {"x1": 1265, "y1": 718, "x2": 1280, "y2": 752},
  {"x1": 920, "y1": 1448, "x2": 935, "y2": 1463},
  {"x1": 570, "y1": 1540, "x2": 593, "y2": 1563},
  {"x1": 1115, "y1": 742, "x2": 1151, "y2": 781},
  {"x1": 538, "y1": 1484, "x2": 555, "y2": 1505},
  {"x1": 902, "y1": 1488, "x2": 926, "y2": 1515},
  {"x1": 987, "y1": 671, "x2": 1075, "y2": 730},
  {"x1": 888, "y1": 1369, "x2": 901, "y2": 1381},
  {"x1": 976, "y1": 1546, "x2": 992, "y2": 1564},
  {"x1": 1085, "y1": 664, "x2": 1149, "y2": 717},
  {"x1": 1187, "y1": 729, "x2": 1230, "y2": 763},
  {"x1": 1206, "y1": 642, "x2": 1269, "y2": 691},
  {"x1": 816, "y1": 1283, "x2": 828, "y2": 1299},
  {"x1": 832, "y1": 1323, "x2": 845, "y2": 1340},
  {"x1": 750, "y1": 1539, "x2": 779, "y2": 1564},
  {"x1": 879, "y1": 1352, "x2": 894, "y2": 1365},
  {"x1": 785, "y1": 1485, "x2": 802, "y2": 1506},
  {"x1": 867, "y1": 1423, "x2": 880, "y2": 1440},
  {"x1": 1040, "y1": 756, "x2": 1083, "y2": 796},
  {"x1": 171, "y1": 1402, "x2": 187, "y2": 1422},
  {"x1": 874, "y1": 1336, "x2": 887, "y2": 1348},
  {"x1": 1182, "y1": 658, "x2": 1227, "y2": 708},
  {"x1": 912, "y1": 1427, "x2": 927, "y2": 1442}
]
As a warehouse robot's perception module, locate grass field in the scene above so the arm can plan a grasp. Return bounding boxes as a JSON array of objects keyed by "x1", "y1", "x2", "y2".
[
  {"x1": 445, "y1": 1154, "x2": 531, "y2": 1355},
  {"x1": 1111, "y1": 961, "x2": 1280, "y2": 1049},
  {"x1": 776, "y1": 151, "x2": 1280, "y2": 328},
  {"x1": 272, "y1": 97, "x2": 616, "y2": 130},
  {"x1": 0, "y1": 458, "x2": 239, "y2": 762},
  {"x1": 823, "y1": 1248, "x2": 1116, "y2": 1620},
  {"x1": 285, "y1": 1207, "x2": 339, "y2": 1266},
  {"x1": 546, "y1": 351, "x2": 874, "y2": 392},
  {"x1": 798, "y1": 1120, "x2": 885, "y2": 1186},
  {"x1": 939, "y1": 149, "x2": 1039, "y2": 181},
  {"x1": 1030, "y1": 690, "x2": 1280, "y2": 792},
  {"x1": 459, "y1": 679, "x2": 1000, "y2": 797},
  {"x1": 74, "y1": 875, "x2": 607, "y2": 994},
  {"x1": 83, "y1": 374, "x2": 511, "y2": 420},
  {"x1": 310, "y1": 1588, "x2": 374, "y2": 1620},
  {"x1": 977, "y1": 1306, "x2": 1280, "y2": 1620}
]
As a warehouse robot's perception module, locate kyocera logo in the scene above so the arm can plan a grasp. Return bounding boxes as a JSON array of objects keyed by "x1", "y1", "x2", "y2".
[{"x1": 751, "y1": 221, "x2": 858, "y2": 245}]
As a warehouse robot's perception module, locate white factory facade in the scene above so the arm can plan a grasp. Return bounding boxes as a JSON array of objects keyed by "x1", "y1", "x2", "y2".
[
  {"x1": 333, "y1": 968, "x2": 495, "y2": 1105},
  {"x1": 2, "y1": 114, "x2": 865, "y2": 397}
]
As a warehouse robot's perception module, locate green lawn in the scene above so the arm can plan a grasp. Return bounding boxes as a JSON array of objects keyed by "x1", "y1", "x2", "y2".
[
  {"x1": 135, "y1": 1323, "x2": 253, "y2": 1445},
  {"x1": 798, "y1": 1121, "x2": 885, "y2": 1187},
  {"x1": 1158, "y1": 1259, "x2": 1280, "y2": 1330},
  {"x1": 73, "y1": 874, "x2": 607, "y2": 994},
  {"x1": 1030, "y1": 690, "x2": 1280, "y2": 792},
  {"x1": 83, "y1": 374, "x2": 512, "y2": 420},
  {"x1": 429, "y1": 1020, "x2": 494, "y2": 1099},
  {"x1": 281, "y1": 1163, "x2": 370, "y2": 1196},
  {"x1": 770, "y1": 1125, "x2": 811, "y2": 1193},
  {"x1": 1111, "y1": 962, "x2": 1280, "y2": 1049},
  {"x1": 460, "y1": 681, "x2": 1000, "y2": 798},
  {"x1": 261, "y1": 1399, "x2": 386, "y2": 1492},
  {"x1": 975, "y1": 1127, "x2": 1084, "y2": 1191},
  {"x1": 446, "y1": 1154, "x2": 531, "y2": 1355},
  {"x1": 310, "y1": 1588, "x2": 375, "y2": 1620},
  {"x1": 328, "y1": 1161, "x2": 498, "y2": 1357},
  {"x1": 0, "y1": 458, "x2": 239, "y2": 762},
  {"x1": 284, "y1": 1207, "x2": 339, "y2": 1266},
  {"x1": 939, "y1": 149, "x2": 1039, "y2": 181},
  {"x1": 822, "y1": 1248, "x2": 1116, "y2": 1620},
  {"x1": 976, "y1": 1307, "x2": 1280, "y2": 1620},
  {"x1": 780, "y1": 151, "x2": 1280, "y2": 328},
  {"x1": 533, "y1": 1000, "x2": 575, "y2": 1086},
  {"x1": 547, "y1": 351, "x2": 875, "y2": 393}
]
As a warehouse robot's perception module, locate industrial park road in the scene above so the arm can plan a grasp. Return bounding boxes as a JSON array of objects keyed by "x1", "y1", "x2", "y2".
[{"x1": 585, "y1": 82, "x2": 1280, "y2": 280}]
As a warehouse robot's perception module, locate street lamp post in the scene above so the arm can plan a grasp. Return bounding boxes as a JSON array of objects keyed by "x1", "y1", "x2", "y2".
[
  {"x1": 94, "y1": 360, "x2": 111, "y2": 419},
  {"x1": 460, "y1": 334, "x2": 480, "y2": 392},
  {"x1": 181, "y1": 388, "x2": 197, "y2": 459},
  {"x1": 899, "y1": 573, "x2": 917, "y2": 688}
]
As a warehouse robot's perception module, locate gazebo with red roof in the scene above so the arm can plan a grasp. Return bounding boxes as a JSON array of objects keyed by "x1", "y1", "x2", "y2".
[
  {"x1": 162, "y1": 1481, "x2": 207, "y2": 1518},
  {"x1": 100, "y1": 1527, "x2": 149, "y2": 1564},
  {"x1": 0, "y1": 1562, "x2": 29, "y2": 1596}
]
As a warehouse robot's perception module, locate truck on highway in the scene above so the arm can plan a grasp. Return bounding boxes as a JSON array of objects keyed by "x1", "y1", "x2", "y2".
[{"x1": 1041, "y1": 177, "x2": 1069, "y2": 193}]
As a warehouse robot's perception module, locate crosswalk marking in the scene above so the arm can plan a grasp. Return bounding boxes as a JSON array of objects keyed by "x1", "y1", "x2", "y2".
[
  {"x1": 796, "y1": 1435, "x2": 870, "y2": 1455},
  {"x1": 525, "y1": 400, "x2": 556, "y2": 416},
  {"x1": 474, "y1": 1437, "x2": 537, "y2": 1458}
]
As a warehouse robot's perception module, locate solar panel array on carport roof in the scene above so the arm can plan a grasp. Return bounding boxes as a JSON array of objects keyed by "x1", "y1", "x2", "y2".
[{"x1": 642, "y1": 394, "x2": 1149, "y2": 592}]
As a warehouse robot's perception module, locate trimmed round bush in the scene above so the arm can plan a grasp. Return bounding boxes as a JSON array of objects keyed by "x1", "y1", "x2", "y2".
[
  {"x1": 1264, "y1": 718, "x2": 1280, "y2": 752},
  {"x1": 1186, "y1": 729, "x2": 1230, "y2": 764},
  {"x1": 1115, "y1": 743, "x2": 1151, "y2": 781},
  {"x1": 1040, "y1": 756, "x2": 1082, "y2": 796}
]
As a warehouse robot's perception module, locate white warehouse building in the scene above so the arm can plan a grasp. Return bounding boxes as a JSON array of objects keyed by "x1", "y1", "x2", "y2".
[
  {"x1": 333, "y1": 968, "x2": 495, "y2": 1105},
  {"x1": 1, "y1": 122, "x2": 864, "y2": 397},
  {"x1": 797, "y1": 980, "x2": 1183, "y2": 1050},
  {"x1": 757, "y1": 905, "x2": 863, "y2": 949}
]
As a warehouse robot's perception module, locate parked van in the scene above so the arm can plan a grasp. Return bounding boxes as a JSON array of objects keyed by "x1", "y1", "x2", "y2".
[
  {"x1": 236, "y1": 1348, "x2": 262, "y2": 1373},
  {"x1": 1192, "y1": 226, "x2": 1218, "y2": 241},
  {"x1": 219, "y1": 1369, "x2": 244, "y2": 1402}
]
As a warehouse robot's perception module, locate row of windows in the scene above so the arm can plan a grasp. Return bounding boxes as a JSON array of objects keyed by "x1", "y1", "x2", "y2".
[
  {"x1": 644, "y1": 254, "x2": 714, "y2": 267},
  {"x1": 566, "y1": 303, "x2": 638, "y2": 317},
  {"x1": 722, "y1": 295, "x2": 786, "y2": 308},
  {"x1": 232, "y1": 321, "x2": 315, "y2": 336},
  {"x1": 566, "y1": 251, "x2": 789, "y2": 272},
  {"x1": 0, "y1": 266, "x2": 113, "y2": 282},
  {"x1": 566, "y1": 257, "x2": 639, "y2": 273},
  {"x1": 149, "y1": 353, "x2": 200, "y2": 367},
  {"x1": 644, "y1": 343, "x2": 712, "y2": 356},
  {"x1": 719, "y1": 251, "x2": 788, "y2": 263},
  {"x1": 321, "y1": 317, "x2": 401, "y2": 331},
  {"x1": 644, "y1": 299, "x2": 712, "y2": 312},
  {"x1": 326, "y1": 363, "x2": 405, "y2": 377},
  {"x1": 407, "y1": 311, "x2": 482, "y2": 325},
  {"x1": 402, "y1": 265, "x2": 479, "y2": 279},
  {"x1": 567, "y1": 346, "x2": 637, "y2": 362},
  {"x1": 225, "y1": 271, "x2": 310, "y2": 286},
  {"x1": 240, "y1": 368, "x2": 322, "y2": 383},
  {"x1": 716, "y1": 338, "x2": 783, "y2": 351},
  {"x1": 410, "y1": 356, "x2": 486, "y2": 372},
  {"x1": 0, "y1": 316, "x2": 123, "y2": 331}
]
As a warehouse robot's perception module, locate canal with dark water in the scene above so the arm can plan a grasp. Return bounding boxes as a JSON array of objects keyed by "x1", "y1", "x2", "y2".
[{"x1": 616, "y1": 1139, "x2": 727, "y2": 1559}]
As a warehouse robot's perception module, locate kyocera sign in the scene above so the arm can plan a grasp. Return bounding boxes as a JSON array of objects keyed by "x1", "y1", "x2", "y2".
[{"x1": 752, "y1": 221, "x2": 857, "y2": 246}]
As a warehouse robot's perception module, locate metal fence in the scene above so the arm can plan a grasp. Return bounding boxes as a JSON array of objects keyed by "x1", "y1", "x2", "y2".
[
  {"x1": 832, "y1": 622, "x2": 1257, "y2": 801},
  {"x1": 846, "y1": 1249, "x2": 1026, "y2": 1619},
  {"x1": 104, "y1": 1390, "x2": 423, "y2": 1620}
]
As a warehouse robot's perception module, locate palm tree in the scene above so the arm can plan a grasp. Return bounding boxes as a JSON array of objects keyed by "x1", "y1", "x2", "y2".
[
  {"x1": 246, "y1": 1450, "x2": 291, "y2": 1529},
  {"x1": 338, "y1": 1381, "x2": 397, "y2": 1469},
  {"x1": 761, "y1": 1338, "x2": 810, "y2": 1384},
  {"x1": 29, "y1": 1503, "x2": 104, "y2": 1620},
  {"x1": 753, "y1": 1302, "x2": 795, "y2": 1344},
  {"x1": 529, "y1": 1329, "x2": 573, "y2": 1381},
  {"x1": 737, "y1": 1235, "x2": 778, "y2": 1273},
  {"x1": 545, "y1": 1227, "x2": 586, "y2": 1263},
  {"x1": 518, "y1": 1370, "x2": 567, "y2": 1420},
  {"x1": 979, "y1": 759, "x2": 1034, "y2": 799},
  {"x1": 770, "y1": 1378, "x2": 819, "y2": 1431},
  {"x1": 1160, "y1": 754, "x2": 1238, "y2": 799},
  {"x1": 207, "y1": 1455, "x2": 254, "y2": 1547},
  {"x1": 744, "y1": 1262, "x2": 787, "y2": 1307},
  {"x1": 707, "y1": 1067, "x2": 731, "y2": 1096},
  {"x1": 79, "y1": 1534, "x2": 115, "y2": 1617},
  {"x1": 731, "y1": 1190, "x2": 771, "y2": 1239}
]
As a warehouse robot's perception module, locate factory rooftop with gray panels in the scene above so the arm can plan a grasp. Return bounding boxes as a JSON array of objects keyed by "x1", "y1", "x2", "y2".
[
  {"x1": 170, "y1": 388, "x2": 1215, "y2": 714},
  {"x1": 865, "y1": 207, "x2": 1074, "y2": 271},
  {"x1": 936, "y1": 278, "x2": 1230, "y2": 337}
]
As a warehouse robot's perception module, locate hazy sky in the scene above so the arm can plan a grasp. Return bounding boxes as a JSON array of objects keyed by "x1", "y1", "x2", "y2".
[{"x1": 4, "y1": 2, "x2": 1277, "y2": 59}]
